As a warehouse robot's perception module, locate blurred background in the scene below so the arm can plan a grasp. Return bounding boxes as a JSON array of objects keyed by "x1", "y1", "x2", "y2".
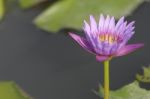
[{"x1": 0, "y1": 0, "x2": 150, "y2": 99}]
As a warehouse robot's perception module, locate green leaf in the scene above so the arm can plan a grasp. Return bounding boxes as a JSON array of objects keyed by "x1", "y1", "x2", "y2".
[
  {"x1": 34, "y1": 0, "x2": 146, "y2": 32},
  {"x1": 0, "y1": 81, "x2": 31, "y2": 99},
  {"x1": 136, "y1": 66, "x2": 150, "y2": 83},
  {"x1": 97, "y1": 81, "x2": 150, "y2": 99},
  {"x1": 19, "y1": 0, "x2": 45, "y2": 9},
  {"x1": 0, "y1": 0, "x2": 4, "y2": 20}
]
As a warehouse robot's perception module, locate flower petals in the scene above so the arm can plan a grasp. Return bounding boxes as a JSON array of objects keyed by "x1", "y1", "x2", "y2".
[
  {"x1": 115, "y1": 16, "x2": 124, "y2": 30},
  {"x1": 90, "y1": 15, "x2": 97, "y2": 34},
  {"x1": 118, "y1": 21, "x2": 127, "y2": 36},
  {"x1": 83, "y1": 20, "x2": 91, "y2": 36},
  {"x1": 69, "y1": 32, "x2": 96, "y2": 54},
  {"x1": 103, "y1": 15, "x2": 110, "y2": 33},
  {"x1": 117, "y1": 31, "x2": 135, "y2": 50},
  {"x1": 123, "y1": 21, "x2": 135, "y2": 36},
  {"x1": 99, "y1": 14, "x2": 105, "y2": 33},
  {"x1": 126, "y1": 21, "x2": 135, "y2": 30},
  {"x1": 114, "y1": 44, "x2": 144, "y2": 57},
  {"x1": 96, "y1": 55, "x2": 109, "y2": 62},
  {"x1": 69, "y1": 15, "x2": 143, "y2": 62},
  {"x1": 108, "y1": 16, "x2": 115, "y2": 33}
]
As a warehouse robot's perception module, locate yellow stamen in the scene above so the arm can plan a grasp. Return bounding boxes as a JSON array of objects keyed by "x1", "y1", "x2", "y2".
[
  {"x1": 99, "y1": 34, "x2": 116, "y2": 44},
  {"x1": 99, "y1": 34, "x2": 105, "y2": 41}
]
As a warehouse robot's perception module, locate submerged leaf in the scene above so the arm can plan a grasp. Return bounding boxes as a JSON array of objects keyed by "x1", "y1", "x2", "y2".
[
  {"x1": 19, "y1": 0, "x2": 45, "y2": 9},
  {"x1": 34, "y1": 0, "x2": 146, "y2": 32},
  {"x1": 136, "y1": 66, "x2": 150, "y2": 83},
  {"x1": 97, "y1": 81, "x2": 150, "y2": 99},
  {"x1": 0, "y1": 0, "x2": 4, "y2": 20},
  {"x1": 0, "y1": 81, "x2": 31, "y2": 99}
]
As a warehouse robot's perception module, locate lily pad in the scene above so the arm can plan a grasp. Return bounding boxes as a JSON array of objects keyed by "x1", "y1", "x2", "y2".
[
  {"x1": 136, "y1": 66, "x2": 150, "y2": 83},
  {"x1": 19, "y1": 0, "x2": 45, "y2": 9},
  {"x1": 0, "y1": 0, "x2": 4, "y2": 20},
  {"x1": 0, "y1": 81, "x2": 31, "y2": 99},
  {"x1": 34, "y1": 0, "x2": 146, "y2": 32},
  {"x1": 97, "y1": 81, "x2": 150, "y2": 99}
]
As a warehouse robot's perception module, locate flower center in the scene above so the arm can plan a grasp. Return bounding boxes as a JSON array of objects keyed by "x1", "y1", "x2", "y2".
[{"x1": 99, "y1": 34, "x2": 119, "y2": 44}]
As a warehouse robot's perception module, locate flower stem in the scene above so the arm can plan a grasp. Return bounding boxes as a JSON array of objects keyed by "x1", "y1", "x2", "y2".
[{"x1": 104, "y1": 60, "x2": 110, "y2": 99}]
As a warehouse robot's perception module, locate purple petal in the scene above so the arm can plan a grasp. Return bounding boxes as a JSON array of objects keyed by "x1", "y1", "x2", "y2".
[
  {"x1": 99, "y1": 14, "x2": 105, "y2": 33},
  {"x1": 123, "y1": 31, "x2": 135, "y2": 42},
  {"x1": 69, "y1": 32, "x2": 96, "y2": 54},
  {"x1": 83, "y1": 22, "x2": 97, "y2": 49},
  {"x1": 117, "y1": 21, "x2": 135, "y2": 49},
  {"x1": 96, "y1": 55, "x2": 109, "y2": 62},
  {"x1": 123, "y1": 27, "x2": 135, "y2": 37},
  {"x1": 83, "y1": 20, "x2": 91, "y2": 36},
  {"x1": 114, "y1": 44, "x2": 144, "y2": 57},
  {"x1": 126, "y1": 21, "x2": 135, "y2": 30},
  {"x1": 109, "y1": 43, "x2": 119, "y2": 54},
  {"x1": 90, "y1": 15, "x2": 98, "y2": 34},
  {"x1": 124, "y1": 27, "x2": 135, "y2": 37},
  {"x1": 93, "y1": 37, "x2": 103, "y2": 54},
  {"x1": 117, "y1": 21, "x2": 127, "y2": 36},
  {"x1": 117, "y1": 31, "x2": 135, "y2": 50},
  {"x1": 122, "y1": 21, "x2": 135, "y2": 37},
  {"x1": 115, "y1": 16, "x2": 125, "y2": 30},
  {"x1": 103, "y1": 15, "x2": 110, "y2": 33},
  {"x1": 108, "y1": 16, "x2": 115, "y2": 34},
  {"x1": 102, "y1": 41, "x2": 111, "y2": 55}
]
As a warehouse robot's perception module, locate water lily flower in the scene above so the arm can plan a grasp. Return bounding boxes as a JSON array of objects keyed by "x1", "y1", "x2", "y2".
[
  {"x1": 69, "y1": 15, "x2": 143, "y2": 62},
  {"x1": 69, "y1": 14, "x2": 144, "y2": 99}
]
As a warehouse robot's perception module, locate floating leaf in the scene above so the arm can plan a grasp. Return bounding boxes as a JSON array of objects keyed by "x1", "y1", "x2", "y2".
[
  {"x1": 0, "y1": 81, "x2": 31, "y2": 99},
  {"x1": 96, "y1": 81, "x2": 150, "y2": 99},
  {"x1": 0, "y1": 0, "x2": 4, "y2": 20},
  {"x1": 136, "y1": 66, "x2": 150, "y2": 83},
  {"x1": 19, "y1": 0, "x2": 46, "y2": 9},
  {"x1": 34, "y1": 0, "x2": 146, "y2": 32}
]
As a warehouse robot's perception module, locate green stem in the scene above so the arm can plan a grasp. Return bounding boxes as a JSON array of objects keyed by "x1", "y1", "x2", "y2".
[{"x1": 104, "y1": 60, "x2": 110, "y2": 99}]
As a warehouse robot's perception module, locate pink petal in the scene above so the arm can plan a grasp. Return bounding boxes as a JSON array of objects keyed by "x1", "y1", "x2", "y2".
[
  {"x1": 69, "y1": 32, "x2": 96, "y2": 54},
  {"x1": 96, "y1": 55, "x2": 109, "y2": 62},
  {"x1": 114, "y1": 44, "x2": 144, "y2": 57}
]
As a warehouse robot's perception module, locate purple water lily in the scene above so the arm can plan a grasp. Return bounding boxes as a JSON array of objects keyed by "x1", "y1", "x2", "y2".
[{"x1": 69, "y1": 14, "x2": 143, "y2": 62}]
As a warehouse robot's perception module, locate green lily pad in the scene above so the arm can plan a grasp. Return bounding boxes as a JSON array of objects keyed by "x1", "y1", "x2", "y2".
[
  {"x1": 0, "y1": 0, "x2": 4, "y2": 20},
  {"x1": 0, "y1": 81, "x2": 31, "y2": 99},
  {"x1": 34, "y1": 0, "x2": 147, "y2": 32},
  {"x1": 136, "y1": 66, "x2": 150, "y2": 83},
  {"x1": 19, "y1": 0, "x2": 45, "y2": 9},
  {"x1": 97, "y1": 81, "x2": 150, "y2": 99}
]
